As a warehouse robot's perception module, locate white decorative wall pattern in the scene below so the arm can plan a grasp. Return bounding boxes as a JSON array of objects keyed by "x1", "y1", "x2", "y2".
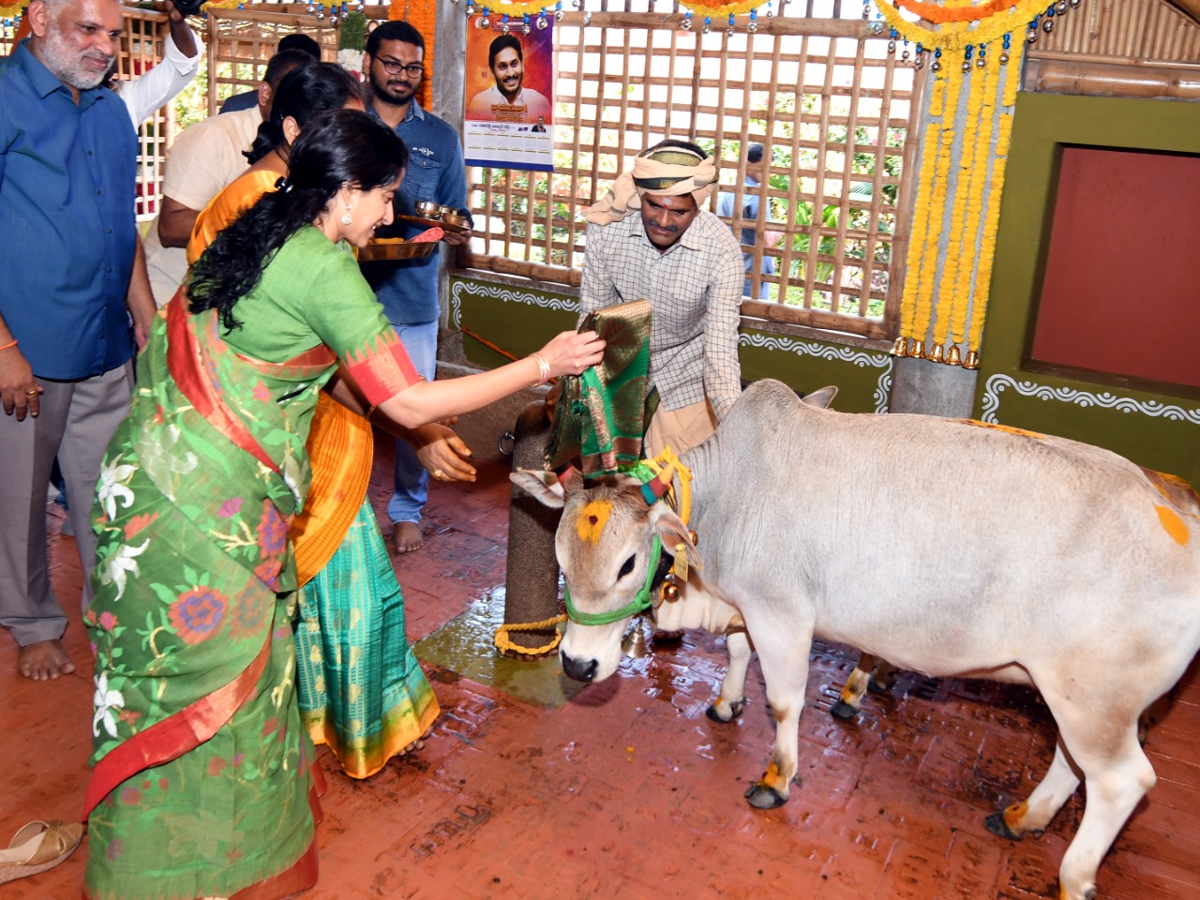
[
  {"x1": 981, "y1": 374, "x2": 1200, "y2": 426},
  {"x1": 449, "y1": 278, "x2": 577, "y2": 329},
  {"x1": 738, "y1": 333, "x2": 894, "y2": 414}
]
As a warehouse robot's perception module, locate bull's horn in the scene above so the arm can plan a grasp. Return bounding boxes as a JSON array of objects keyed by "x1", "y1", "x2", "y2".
[
  {"x1": 558, "y1": 466, "x2": 581, "y2": 487},
  {"x1": 640, "y1": 461, "x2": 676, "y2": 505}
]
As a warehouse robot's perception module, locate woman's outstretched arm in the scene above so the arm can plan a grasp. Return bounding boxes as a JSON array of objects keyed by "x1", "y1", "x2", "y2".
[{"x1": 374, "y1": 329, "x2": 604, "y2": 430}]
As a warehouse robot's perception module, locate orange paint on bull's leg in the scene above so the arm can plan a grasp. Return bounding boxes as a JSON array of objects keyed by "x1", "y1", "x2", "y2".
[
  {"x1": 1156, "y1": 505, "x2": 1190, "y2": 546},
  {"x1": 839, "y1": 667, "x2": 871, "y2": 707},
  {"x1": 1003, "y1": 800, "x2": 1029, "y2": 833},
  {"x1": 576, "y1": 500, "x2": 612, "y2": 544},
  {"x1": 756, "y1": 761, "x2": 787, "y2": 792}
]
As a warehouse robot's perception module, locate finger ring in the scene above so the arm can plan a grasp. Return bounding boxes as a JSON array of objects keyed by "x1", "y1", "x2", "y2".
[
  {"x1": 434, "y1": 469, "x2": 445, "y2": 480},
  {"x1": 25, "y1": 389, "x2": 38, "y2": 396}
]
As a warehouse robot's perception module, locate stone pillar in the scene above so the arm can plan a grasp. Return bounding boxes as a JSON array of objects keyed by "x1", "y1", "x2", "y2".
[
  {"x1": 502, "y1": 401, "x2": 562, "y2": 657},
  {"x1": 888, "y1": 356, "x2": 979, "y2": 418}
]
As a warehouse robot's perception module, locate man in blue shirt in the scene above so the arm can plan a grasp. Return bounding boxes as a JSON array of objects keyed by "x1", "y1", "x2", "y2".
[
  {"x1": 716, "y1": 143, "x2": 783, "y2": 301},
  {"x1": 360, "y1": 20, "x2": 472, "y2": 554},
  {"x1": 0, "y1": 0, "x2": 150, "y2": 680}
]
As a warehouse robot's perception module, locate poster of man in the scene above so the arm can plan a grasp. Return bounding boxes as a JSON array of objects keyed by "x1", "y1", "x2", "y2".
[
  {"x1": 463, "y1": 24, "x2": 554, "y2": 172},
  {"x1": 468, "y1": 33, "x2": 552, "y2": 123}
]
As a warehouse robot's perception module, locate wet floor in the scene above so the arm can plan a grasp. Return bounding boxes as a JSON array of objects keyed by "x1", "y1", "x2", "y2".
[{"x1": 2, "y1": 437, "x2": 1199, "y2": 899}]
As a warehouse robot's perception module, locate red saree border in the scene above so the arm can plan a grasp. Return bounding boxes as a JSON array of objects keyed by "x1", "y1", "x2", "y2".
[
  {"x1": 344, "y1": 329, "x2": 420, "y2": 407},
  {"x1": 82, "y1": 634, "x2": 273, "y2": 820},
  {"x1": 166, "y1": 295, "x2": 280, "y2": 476},
  {"x1": 229, "y1": 839, "x2": 320, "y2": 900}
]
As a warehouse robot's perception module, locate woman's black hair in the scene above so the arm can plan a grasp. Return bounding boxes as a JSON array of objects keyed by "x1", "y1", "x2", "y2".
[
  {"x1": 188, "y1": 109, "x2": 408, "y2": 331},
  {"x1": 245, "y1": 62, "x2": 363, "y2": 164}
]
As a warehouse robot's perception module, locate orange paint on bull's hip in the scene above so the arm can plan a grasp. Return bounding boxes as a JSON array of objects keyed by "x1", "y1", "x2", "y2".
[
  {"x1": 1156, "y1": 505, "x2": 1190, "y2": 546},
  {"x1": 959, "y1": 419, "x2": 1047, "y2": 440},
  {"x1": 576, "y1": 500, "x2": 613, "y2": 544}
]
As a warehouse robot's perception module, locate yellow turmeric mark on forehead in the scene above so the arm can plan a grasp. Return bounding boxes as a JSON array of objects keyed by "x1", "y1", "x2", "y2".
[
  {"x1": 959, "y1": 419, "x2": 1047, "y2": 440},
  {"x1": 1156, "y1": 505, "x2": 1190, "y2": 546},
  {"x1": 576, "y1": 500, "x2": 613, "y2": 544}
]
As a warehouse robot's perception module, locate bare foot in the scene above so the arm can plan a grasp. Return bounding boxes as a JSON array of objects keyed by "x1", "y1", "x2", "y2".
[
  {"x1": 395, "y1": 737, "x2": 426, "y2": 758},
  {"x1": 392, "y1": 521, "x2": 424, "y2": 554},
  {"x1": 18, "y1": 639, "x2": 76, "y2": 681},
  {"x1": 395, "y1": 724, "x2": 435, "y2": 760}
]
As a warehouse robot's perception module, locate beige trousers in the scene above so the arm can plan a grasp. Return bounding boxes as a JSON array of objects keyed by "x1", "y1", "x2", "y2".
[{"x1": 643, "y1": 399, "x2": 718, "y2": 459}]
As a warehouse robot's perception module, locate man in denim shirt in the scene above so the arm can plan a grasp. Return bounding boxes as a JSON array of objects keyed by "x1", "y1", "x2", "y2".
[
  {"x1": 361, "y1": 20, "x2": 472, "y2": 553},
  {"x1": 0, "y1": 0, "x2": 151, "y2": 680}
]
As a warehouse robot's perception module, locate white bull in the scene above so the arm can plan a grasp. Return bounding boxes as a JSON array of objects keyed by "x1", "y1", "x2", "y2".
[{"x1": 512, "y1": 378, "x2": 1200, "y2": 900}]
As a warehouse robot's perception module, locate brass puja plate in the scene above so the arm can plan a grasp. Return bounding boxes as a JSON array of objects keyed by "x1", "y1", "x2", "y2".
[
  {"x1": 394, "y1": 213, "x2": 471, "y2": 235},
  {"x1": 359, "y1": 237, "x2": 439, "y2": 261}
]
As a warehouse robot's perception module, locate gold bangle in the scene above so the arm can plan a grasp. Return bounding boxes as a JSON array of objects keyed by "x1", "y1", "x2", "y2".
[{"x1": 365, "y1": 404, "x2": 377, "y2": 420}]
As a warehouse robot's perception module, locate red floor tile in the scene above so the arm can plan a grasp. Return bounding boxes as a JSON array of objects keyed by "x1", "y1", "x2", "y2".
[{"x1": 2, "y1": 450, "x2": 1198, "y2": 900}]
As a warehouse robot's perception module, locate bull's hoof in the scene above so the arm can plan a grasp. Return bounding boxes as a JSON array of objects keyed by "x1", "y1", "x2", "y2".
[
  {"x1": 830, "y1": 699, "x2": 860, "y2": 720},
  {"x1": 983, "y1": 810, "x2": 1024, "y2": 841},
  {"x1": 706, "y1": 699, "x2": 745, "y2": 723},
  {"x1": 867, "y1": 677, "x2": 892, "y2": 694},
  {"x1": 744, "y1": 782, "x2": 789, "y2": 810}
]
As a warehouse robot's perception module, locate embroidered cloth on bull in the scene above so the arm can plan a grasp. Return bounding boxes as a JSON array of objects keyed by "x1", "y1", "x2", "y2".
[{"x1": 545, "y1": 298, "x2": 655, "y2": 476}]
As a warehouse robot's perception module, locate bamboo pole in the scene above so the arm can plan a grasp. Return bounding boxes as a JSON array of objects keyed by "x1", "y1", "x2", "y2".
[{"x1": 1024, "y1": 56, "x2": 1200, "y2": 99}]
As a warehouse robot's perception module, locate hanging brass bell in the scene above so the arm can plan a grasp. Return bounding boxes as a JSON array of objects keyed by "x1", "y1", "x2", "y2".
[
  {"x1": 621, "y1": 617, "x2": 649, "y2": 658},
  {"x1": 929, "y1": 343, "x2": 945, "y2": 364},
  {"x1": 892, "y1": 336, "x2": 908, "y2": 357},
  {"x1": 945, "y1": 345, "x2": 962, "y2": 366},
  {"x1": 908, "y1": 339, "x2": 926, "y2": 360},
  {"x1": 661, "y1": 580, "x2": 680, "y2": 602},
  {"x1": 963, "y1": 350, "x2": 980, "y2": 369}
]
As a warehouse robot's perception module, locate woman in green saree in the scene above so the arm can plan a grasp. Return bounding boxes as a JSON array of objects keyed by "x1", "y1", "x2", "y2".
[
  {"x1": 83, "y1": 109, "x2": 603, "y2": 900},
  {"x1": 189, "y1": 60, "x2": 461, "y2": 780}
]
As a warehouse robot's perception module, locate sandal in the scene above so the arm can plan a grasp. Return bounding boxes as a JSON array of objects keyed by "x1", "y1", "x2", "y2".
[{"x1": 0, "y1": 820, "x2": 84, "y2": 884}]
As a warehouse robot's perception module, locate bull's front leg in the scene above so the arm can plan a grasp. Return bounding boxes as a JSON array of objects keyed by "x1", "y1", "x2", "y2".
[
  {"x1": 706, "y1": 627, "x2": 752, "y2": 723},
  {"x1": 741, "y1": 618, "x2": 814, "y2": 810}
]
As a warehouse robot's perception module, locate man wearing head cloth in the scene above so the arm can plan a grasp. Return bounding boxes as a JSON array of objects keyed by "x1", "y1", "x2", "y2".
[{"x1": 579, "y1": 139, "x2": 745, "y2": 457}]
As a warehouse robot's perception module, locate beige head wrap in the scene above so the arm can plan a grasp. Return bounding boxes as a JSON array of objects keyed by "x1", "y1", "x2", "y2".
[{"x1": 583, "y1": 143, "x2": 718, "y2": 225}]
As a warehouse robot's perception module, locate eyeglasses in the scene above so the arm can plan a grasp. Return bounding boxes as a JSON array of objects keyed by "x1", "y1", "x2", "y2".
[{"x1": 374, "y1": 58, "x2": 425, "y2": 78}]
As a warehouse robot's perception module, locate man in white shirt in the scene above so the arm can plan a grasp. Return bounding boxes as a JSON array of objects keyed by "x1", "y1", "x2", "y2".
[
  {"x1": 467, "y1": 33, "x2": 551, "y2": 124},
  {"x1": 114, "y1": 0, "x2": 201, "y2": 127},
  {"x1": 142, "y1": 48, "x2": 313, "y2": 305}
]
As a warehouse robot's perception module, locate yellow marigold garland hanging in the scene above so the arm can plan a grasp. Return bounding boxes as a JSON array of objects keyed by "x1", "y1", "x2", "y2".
[
  {"x1": 881, "y1": 0, "x2": 1059, "y2": 367},
  {"x1": 944, "y1": 42, "x2": 997, "y2": 361},
  {"x1": 968, "y1": 33, "x2": 1025, "y2": 360},
  {"x1": 0, "y1": 0, "x2": 28, "y2": 18}
]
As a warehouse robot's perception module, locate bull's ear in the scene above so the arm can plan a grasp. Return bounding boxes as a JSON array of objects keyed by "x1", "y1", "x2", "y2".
[
  {"x1": 510, "y1": 469, "x2": 566, "y2": 508},
  {"x1": 648, "y1": 503, "x2": 703, "y2": 571},
  {"x1": 801, "y1": 385, "x2": 838, "y2": 409}
]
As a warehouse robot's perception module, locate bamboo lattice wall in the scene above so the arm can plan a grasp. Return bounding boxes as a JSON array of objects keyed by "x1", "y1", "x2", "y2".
[
  {"x1": 464, "y1": 3, "x2": 920, "y2": 341},
  {"x1": 204, "y1": 6, "x2": 340, "y2": 115}
]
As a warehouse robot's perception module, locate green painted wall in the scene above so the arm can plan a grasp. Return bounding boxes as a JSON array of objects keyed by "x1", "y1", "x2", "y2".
[
  {"x1": 976, "y1": 92, "x2": 1200, "y2": 487},
  {"x1": 448, "y1": 275, "x2": 895, "y2": 415}
]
